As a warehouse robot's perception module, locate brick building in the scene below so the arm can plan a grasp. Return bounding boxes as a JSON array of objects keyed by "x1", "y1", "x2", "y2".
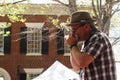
[{"x1": 0, "y1": 13, "x2": 72, "y2": 80}]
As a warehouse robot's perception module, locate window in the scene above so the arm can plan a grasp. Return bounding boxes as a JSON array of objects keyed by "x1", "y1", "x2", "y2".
[
  {"x1": 0, "y1": 68, "x2": 11, "y2": 80},
  {"x1": 20, "y1": 23, "x2": 49, "y2": 55},
  {"x1": 24, "y1": 68, "x2": 44, "y2": 80},
  {"x1": 0, "y1": 27, "x2": 4, "y2": 54},
  {"x1": 57, "y1": 29, "x2": 64, "y2": 54},
  {"x1": 0, "y1": 22, "x2": 11, "y2": 55},
  {"x1": 21, "y1": 23, "x2": 71, "y2": 55},
  {"x1": 25, "y1": 23, "x2": 44, "y2": 55},
  {"x1": 64, "y1": 29, "x2": 71, "y2": 56},
  {"x1": 27, "y1": 27, "x2": 42, "y2": 54},
  {"x1": 27, "y1": 74, "x2": 39, "y2": 80},
  {"x1": 0, "y1": 76, "x2": 4, "y2": 80}
]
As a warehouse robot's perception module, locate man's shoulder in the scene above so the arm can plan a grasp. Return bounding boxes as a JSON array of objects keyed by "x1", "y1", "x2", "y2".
[
  {"x1": 93, "y1": 31, "x2": 107, "y2": 37},
  {"x1": 90, "y1": 31, "x2": 107, "y2": 41}
]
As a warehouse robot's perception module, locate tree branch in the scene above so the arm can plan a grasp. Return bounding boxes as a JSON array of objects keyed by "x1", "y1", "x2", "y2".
[
  {"x1": 111, "y1": 3, "x2": 120, "y2": 16},
  {"x1": 111, "y1": 36, "x2": 120, "y2": 46},
  {"x1": 0, "y1": 0, "x2": 28, "y2": 6},
  {"x1": 13, "y1": 0, "x2": 28, "y2": 4},
  {"x1": 52, "y1": 0, "x2": 69, "y2": 7},
  {"x1": 112, "y1": 0, "x2": 120, "y2": 6},
  {"x1": 92, "y1": 0, "x2": 98, "y2": 19}
]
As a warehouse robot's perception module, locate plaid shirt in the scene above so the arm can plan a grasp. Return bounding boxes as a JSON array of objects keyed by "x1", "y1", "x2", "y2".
[{"x1": 80, "y1": 31, "x2": 116, "y2": 80}]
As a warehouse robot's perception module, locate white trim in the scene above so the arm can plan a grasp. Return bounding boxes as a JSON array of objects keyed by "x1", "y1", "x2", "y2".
[
  {"x1": 0, "y1": 22, "x2": 7, "y2": 25},
  {"x1": 64, "y1": 53, "x2": 70, "y2": 56},
  {"x1": 24, "y1": 68, "x2": 44, "y2": 74},
  {"x1": 0, "y1": 53, "x2": 4, "y2": 56},
  {"x1": 0, "y1": 22, "x2": 6, "y2": 56},
  {"x1": 25, "y1": 22, "x2": 44, "y2": 28},
  {"x1": 0, "y1": 68, "x2": 11, "y2": 80},
  {"x1": 26, "y1": 53, "x2": 42, "y2": 56}
]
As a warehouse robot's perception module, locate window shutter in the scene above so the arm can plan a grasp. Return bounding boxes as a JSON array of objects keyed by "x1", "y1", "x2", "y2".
[
  {"x1": 20, "y1": 27, "x2": 27, "y2": 54},
  {"x1": 19, "y1": 73, "x2": 26, "y2": 80},
  {"x1": 57, "y1": 29, "x2": 64, "y2": 54},
  {"x1": 4, "y1": 27, "x2": 11, "y2": 54},
  {"x1": 41, "y1": 28, "x2": 49, "y2": 54}
]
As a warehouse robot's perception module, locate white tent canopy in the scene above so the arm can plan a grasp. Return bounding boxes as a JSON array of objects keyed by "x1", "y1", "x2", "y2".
[{"x1": 32, "y1": 60, "x2": 81, "y2": 80}]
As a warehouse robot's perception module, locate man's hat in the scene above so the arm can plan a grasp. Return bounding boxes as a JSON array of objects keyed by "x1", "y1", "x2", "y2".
[{"x1": 67, "y1": 11, "x2": 95, "y2": 26}]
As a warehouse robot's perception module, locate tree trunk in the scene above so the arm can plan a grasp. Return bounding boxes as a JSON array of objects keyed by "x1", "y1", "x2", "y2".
[
  {"x1": 92, "y1": 0, "x2": 112, "y2": 36},
  {"x1": 68, "y1": 0, "x2": 77, "y2": 13}
]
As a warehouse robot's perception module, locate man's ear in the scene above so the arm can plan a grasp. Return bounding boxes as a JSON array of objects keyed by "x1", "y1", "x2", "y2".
[{"x1": 84, "y1": 23, "x2": 90, "y2": 31}]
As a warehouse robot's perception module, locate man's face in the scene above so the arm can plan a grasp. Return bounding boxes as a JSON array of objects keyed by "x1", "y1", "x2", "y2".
[{"x1": 70, "y1": 23, "x2": 87, "y2": 41}]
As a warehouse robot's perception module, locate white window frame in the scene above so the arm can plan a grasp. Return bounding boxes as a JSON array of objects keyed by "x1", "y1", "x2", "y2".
[
  {"x1": 0, "y1": 22, "x2": 6, "y2": 55},
  {"x1": 24, "y1": 68, "x2": 44, "y2": 80},
  {"x1": 25, "y1": 22, "x2": 44, "y2": 56}
]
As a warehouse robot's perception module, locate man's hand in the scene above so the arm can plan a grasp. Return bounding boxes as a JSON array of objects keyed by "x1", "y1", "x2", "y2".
[{"x1": 64, "y1": 34, "x2": 78, "y2": 47}]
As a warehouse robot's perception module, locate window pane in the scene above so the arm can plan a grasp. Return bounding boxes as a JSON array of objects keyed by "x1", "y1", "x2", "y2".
[
  {"x1": 27, "y1": 27, "x2": 42, "y2": 54},
  {"x1": 27, "y1": 74, "x2": 39, "y2": 80},
  {"x1": 0, "y1": 28, "x2": 4, "y2": 53},
  {"x1": 25, "y1": 23, "x2": 44, "y2": 54}
]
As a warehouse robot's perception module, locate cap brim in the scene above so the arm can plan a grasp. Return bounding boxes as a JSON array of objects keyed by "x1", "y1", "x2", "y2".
[
  {"x1": 66, "y1": 23, "x2": 81, "y2": 26},
  {"x1": 66, "y1": 19, "x2": 96, "y2": 26}
]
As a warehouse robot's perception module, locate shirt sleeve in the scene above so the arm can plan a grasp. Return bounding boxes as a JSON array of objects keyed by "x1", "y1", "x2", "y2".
[{"x1": 83, "y1": 34, "x2": 104, "y2": 59}]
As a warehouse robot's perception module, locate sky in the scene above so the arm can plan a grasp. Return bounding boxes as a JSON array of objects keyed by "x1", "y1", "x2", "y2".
[
  {"x1": 0, "y1": 0, "x2": 65, "y2": 4},
  {"x1": 0, "y1": 0, "x2": 91, "y2": 4},
  {"x1": 29, "y1": 0, "x2": 59, "y2": 4},
  {"x1": 29, "y1": 0, "x2": 91, "y2": 4}
]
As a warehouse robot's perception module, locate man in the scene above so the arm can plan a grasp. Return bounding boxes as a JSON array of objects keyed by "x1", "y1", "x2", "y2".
[{"x1": 65, "y1": 11, "x2": 116, "y2": 80}]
